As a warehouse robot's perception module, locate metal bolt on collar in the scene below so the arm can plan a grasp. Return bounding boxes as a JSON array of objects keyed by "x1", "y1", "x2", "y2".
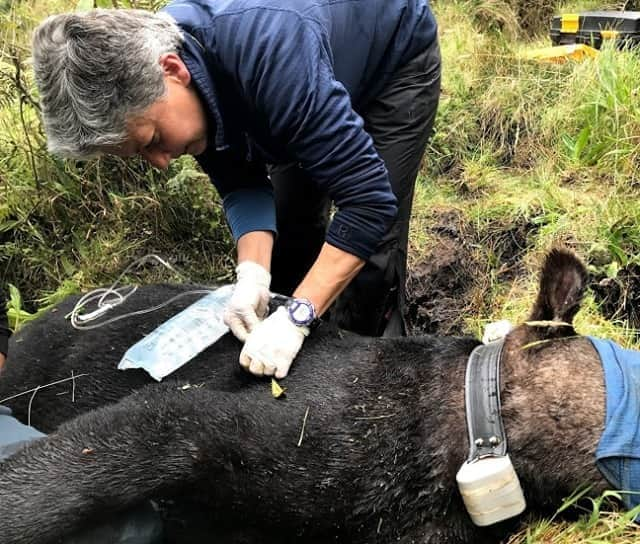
[
  {"x1": 489, "y1": 436, "x2": 500, "y2": 446},
  {"x1": 474, "y1": 438, "x2": 484, "y2": 447}
]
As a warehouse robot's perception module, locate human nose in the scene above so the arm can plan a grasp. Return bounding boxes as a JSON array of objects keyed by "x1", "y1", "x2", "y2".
[{"x1": 143, "y1": 149, "x2": 171, "y2": 170}]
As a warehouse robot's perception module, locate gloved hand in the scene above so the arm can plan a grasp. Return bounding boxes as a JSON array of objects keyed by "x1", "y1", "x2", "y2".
[
  {"x1": 240, "y1": 306, "x2": 309, "y2": 378},
  {"x1": 223, "y1": 261, "x2": 271, "y2": 342}
]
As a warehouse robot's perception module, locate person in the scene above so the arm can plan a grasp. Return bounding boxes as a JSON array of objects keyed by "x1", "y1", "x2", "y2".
[{"x1": 31, "y1": 0, "x2": 441, "y2": 379}]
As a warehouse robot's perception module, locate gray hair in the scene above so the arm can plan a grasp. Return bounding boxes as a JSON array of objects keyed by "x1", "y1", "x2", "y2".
[{"x1": 32, "y1": 9, "x2": 184, "y2": 158}]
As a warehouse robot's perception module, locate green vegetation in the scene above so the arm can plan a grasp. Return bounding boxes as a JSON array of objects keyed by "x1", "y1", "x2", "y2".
[
  {"x1": 3, "y1": 0, "x2": 640, "y2": 540},
  {"x1": 506, "y1": 488, "x2": 640, "y2": 543},
  {"x1": 407, "y1": 0, "x2": 640, "y2": 349}
]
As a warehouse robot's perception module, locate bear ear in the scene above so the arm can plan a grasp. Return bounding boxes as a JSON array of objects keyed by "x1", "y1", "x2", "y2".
[{"x1": 528, "y1": 248, "x2": 587, "y2": 325}]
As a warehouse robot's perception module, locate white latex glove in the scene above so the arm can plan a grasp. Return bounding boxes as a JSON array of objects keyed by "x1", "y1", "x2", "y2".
[
  {"x1": 223, "y1": 261, "x2": 271, "y2": 342},
  {"x1": 240, "y1": 306, "x2": 309, "y2": 379}
]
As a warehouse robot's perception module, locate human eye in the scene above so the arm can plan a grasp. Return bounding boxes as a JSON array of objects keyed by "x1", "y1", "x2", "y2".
[{"x1": 144, "y1": 133, "x2": 160, "y2": 150}]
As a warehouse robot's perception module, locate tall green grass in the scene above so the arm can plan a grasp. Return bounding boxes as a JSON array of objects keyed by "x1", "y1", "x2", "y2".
[{"x1": 409, "y1": 1, "x2": 640, "y2": 344}]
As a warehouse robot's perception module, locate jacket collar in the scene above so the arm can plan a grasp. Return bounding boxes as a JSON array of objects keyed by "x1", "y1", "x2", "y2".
[{"x1": 179, "y1": 31, "x2": 229, "y2": 152}]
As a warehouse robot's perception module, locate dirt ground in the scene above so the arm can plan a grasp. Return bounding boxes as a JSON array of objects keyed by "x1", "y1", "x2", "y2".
[
  {"x1": 404, "y1": 209, "x2": 537, "y2": 336},
  {"x1": 405, "y1": 207, "x2": 640, "y2": 341},
  {"x1": 591, "y1": 264, "x2": 640, "y2": 335}
]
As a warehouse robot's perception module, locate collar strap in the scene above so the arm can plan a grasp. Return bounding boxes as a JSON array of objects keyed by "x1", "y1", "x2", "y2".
[{"x1": 464, "y1": 340, "x2": 507, "y2": 460}]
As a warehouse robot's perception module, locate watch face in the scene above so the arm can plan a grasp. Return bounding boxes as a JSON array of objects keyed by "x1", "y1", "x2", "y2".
[{"x1": 288, "y1": 300, "x2": 314, "y2": 326}]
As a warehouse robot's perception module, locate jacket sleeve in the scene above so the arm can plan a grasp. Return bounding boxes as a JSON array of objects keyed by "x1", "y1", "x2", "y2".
[
  {"x1": 0, "y1": 288, "x2": 10, "y2": 356},
  {"x1": 195, "y1": 149, "x2": 277, "y2": 241},
  {"x1": 215, "y1": 8, "x2": 398, "y2": 260}
]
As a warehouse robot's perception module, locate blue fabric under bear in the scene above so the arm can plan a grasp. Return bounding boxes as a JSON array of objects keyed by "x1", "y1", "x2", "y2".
[
  {"x1": 0, "y1": 404, "x2": 45, "y2": 461},
  {"x1": 591, "y1": 337, "x2": 640, "y2": 513}
]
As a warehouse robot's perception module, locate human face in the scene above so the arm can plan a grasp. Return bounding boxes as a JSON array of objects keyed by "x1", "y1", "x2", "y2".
[{"x1": 115, "y1": 54, "x2": 208, "y2": 170}]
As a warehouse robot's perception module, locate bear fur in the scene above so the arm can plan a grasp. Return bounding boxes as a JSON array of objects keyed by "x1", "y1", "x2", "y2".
[{"x1": 0, "y1": 249, "x2": 609, "y2": 543}]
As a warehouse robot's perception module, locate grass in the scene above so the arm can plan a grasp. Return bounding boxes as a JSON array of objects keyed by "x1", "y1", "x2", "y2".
[
  {"x1": 507, "y1": 488, "x2": 640, "y2": 543},
  {"x1": 411, "y1": 0, "x2": 640, "y2": 338}
]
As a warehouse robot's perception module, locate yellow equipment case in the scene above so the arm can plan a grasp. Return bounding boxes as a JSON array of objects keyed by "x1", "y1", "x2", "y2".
[{"x1": 550, "y1": 11, "x2": 640, "y2": 49}]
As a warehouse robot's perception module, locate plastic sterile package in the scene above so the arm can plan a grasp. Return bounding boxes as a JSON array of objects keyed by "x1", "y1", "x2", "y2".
[{"x1": 118, "y1": 285, "x2": 233, "y2": 381}]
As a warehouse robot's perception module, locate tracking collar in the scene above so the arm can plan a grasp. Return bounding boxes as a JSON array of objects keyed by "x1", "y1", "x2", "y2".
[
  {"x1": 464, "y1": 340, "x2": 508, "y2": 458},
  {"x1": 456, "y1": 339, "x2": 527, "y2": 526}
]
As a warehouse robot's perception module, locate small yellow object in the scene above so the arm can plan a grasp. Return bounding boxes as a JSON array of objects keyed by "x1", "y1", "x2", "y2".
[
  {"x1": 561, "y1": 13, "x2": 580, "y2": 34},
  {"x1": 600, "y1": 29, "x2": 620, "y2": 40},
  {"x1": 522, "y1": 43, "x2": 599, "y2": 64},
  {"x1": 271, "y1": 378, "x2": 286, "y2": 398}
]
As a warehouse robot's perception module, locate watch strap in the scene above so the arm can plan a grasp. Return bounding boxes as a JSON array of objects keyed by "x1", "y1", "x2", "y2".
[{"x1": 287, "y1": 298, "x2": 317, "y2": 327}]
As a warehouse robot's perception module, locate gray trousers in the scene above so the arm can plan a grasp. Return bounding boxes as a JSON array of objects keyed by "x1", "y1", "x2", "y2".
[
  {"x1": 0, "y1": 405, "x2": 162, "y2": 543},
  {"x1": 0, "y1": 405, "x2": 45, "y2": 461},
  {"x1": 269, "y1": 39, "x2": 442, "y2": 336}
]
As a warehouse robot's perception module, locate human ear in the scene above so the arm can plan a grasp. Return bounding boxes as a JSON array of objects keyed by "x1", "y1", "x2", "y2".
[{"x1": 158, "y1": 53, "x2": 191, "y2": 86}]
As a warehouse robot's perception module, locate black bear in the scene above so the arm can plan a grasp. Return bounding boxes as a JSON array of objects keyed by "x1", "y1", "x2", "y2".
[{"x1": 0, "y1": 250, "x2": 623, "y2": 543}]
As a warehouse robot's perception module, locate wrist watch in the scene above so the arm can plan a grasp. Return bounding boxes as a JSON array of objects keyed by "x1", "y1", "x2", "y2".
[{"x1": 286, "y1": 298, "x2": 317, "y2": 327}]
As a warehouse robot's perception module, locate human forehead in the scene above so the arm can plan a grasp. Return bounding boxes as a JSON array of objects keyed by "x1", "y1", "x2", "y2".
[
  {"x1": 105, "y1": 115, "x2": 155, "y2": 157},
  {"x1": 129, "y1": 109, "x2": 159, "y2": 138}
]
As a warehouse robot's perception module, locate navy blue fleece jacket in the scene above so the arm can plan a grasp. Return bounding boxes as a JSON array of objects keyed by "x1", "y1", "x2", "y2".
[{"x1": 162, "y1": 0, "x2": 437, "y2": 260}]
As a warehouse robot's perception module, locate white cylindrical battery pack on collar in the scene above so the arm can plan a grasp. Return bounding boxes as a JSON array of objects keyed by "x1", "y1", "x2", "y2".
[{"x1": 456, "y1": 454, "x2": 526, "y2": 526}]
